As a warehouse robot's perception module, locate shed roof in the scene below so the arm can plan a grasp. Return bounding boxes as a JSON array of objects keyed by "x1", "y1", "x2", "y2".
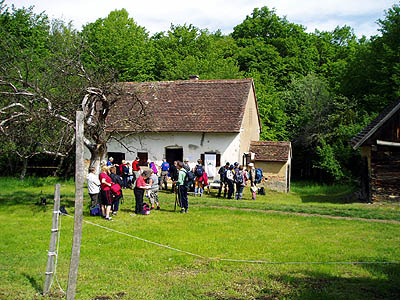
[
  {"x1": 249, "y1": 141, "x2": 291, "y2": 162},
  {"x1": 350, "y1": 99, "x2": 400, "y2": 150},
  {"x1": 107, "y1": 78, "x2": 260, "y2": 133}
]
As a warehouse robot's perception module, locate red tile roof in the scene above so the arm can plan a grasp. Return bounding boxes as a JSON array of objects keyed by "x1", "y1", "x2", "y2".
[
  {"x1": 249, "y1": 141, "x2": 291, "y2": 162},
  {"x1": 107, "y1": 79, "x2": 257, "y2": 133}
]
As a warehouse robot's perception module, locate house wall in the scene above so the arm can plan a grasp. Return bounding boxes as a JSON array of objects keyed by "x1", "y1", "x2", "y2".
[
  {"x1": 239, "y1": 89, "x2": 260, "y2": 157},
  {"x1": 96, "y1": 132, "x2": 242, "y2": 175},
  {"x1": 255, "y1": 161, "x2": 288, "y2": 193}
]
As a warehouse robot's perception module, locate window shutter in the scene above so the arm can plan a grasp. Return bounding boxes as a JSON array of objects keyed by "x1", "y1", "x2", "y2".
[{"x1": 216, "y1": 154, "x2": 221, "y2": 167}]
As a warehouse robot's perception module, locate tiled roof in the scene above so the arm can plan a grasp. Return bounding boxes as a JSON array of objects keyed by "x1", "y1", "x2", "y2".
[
  {"x1": 350, "y1": 99, "x2": 400, "y2": 150},
  {"x1": 249, "y1": 141, "x2": 291, "y2": 162},
  {"x1": 107, "y1": 79, "x2": 257, "y2": 133}
]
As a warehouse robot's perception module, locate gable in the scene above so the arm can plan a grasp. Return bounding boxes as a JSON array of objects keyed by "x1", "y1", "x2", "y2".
[{"x1": 107, "y1": 79, "x2": 257, "y2": 133}]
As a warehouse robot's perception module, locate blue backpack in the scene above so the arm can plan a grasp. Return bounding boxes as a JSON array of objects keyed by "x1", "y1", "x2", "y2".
[
  {"x1": 90, "y1": 204, "x2": 101, "y2": 216},
  {"x1": 255, "y1": 168, "x2": 263, "y2": 184},
  {"x1": 184, "y1": 170, "x2": 195, "y2": 188}
]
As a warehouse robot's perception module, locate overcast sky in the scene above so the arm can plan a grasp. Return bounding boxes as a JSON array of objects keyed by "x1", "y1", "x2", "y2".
[{"x1": 4, "y1": 0, "x2": 398, "y2": 38}]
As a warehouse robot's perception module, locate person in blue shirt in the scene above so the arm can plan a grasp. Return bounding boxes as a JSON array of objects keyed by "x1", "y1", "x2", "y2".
[{"x1": 160, "y1": 159, "x2": 170, "y2": 190}]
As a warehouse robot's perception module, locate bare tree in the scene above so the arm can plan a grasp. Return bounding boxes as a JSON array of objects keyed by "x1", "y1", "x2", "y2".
[{"x1": 0, "y1": 10, "x2": 148, "y2": 177}]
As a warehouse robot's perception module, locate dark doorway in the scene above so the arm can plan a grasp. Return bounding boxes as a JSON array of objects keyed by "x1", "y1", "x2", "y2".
[
  {"x1": 137, "y1": 152, "x2": 148, "y2": 166},
  {"x1": 108, "y1": 152, "x2": 125, "y2": 166},
  {"x1": 166, "y1": 148, "x2": 183, "y2": 166}
]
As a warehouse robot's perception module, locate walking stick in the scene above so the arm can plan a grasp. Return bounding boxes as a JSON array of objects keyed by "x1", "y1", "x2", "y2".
[{"x1": 174, "y1": 183, "x2": 178, "y2": 212}]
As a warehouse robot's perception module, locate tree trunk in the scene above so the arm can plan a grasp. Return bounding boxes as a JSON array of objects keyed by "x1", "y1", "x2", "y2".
[
  {"x1": 89, "y1": 144, "x2": 107, "y2": 173},
  {"x1": 20, "y1": 157, "x2": 28, "y2": 180}
]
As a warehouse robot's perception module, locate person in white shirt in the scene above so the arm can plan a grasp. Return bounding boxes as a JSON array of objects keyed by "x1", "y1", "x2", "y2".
[{"x1": 86, "y1": 167, "x2": 101, "y2": 207}]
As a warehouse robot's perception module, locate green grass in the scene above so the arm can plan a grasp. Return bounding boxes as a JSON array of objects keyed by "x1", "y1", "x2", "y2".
[{"x1": 1, "y1": 177, "x2": 400, "y2": 299}]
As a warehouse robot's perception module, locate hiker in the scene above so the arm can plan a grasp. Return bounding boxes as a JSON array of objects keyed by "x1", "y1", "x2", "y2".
[
  {"x1": 217, "y1": 162, "x2": 230, "y2": 198},
  {"x1": 134, "y1": 170, "x2": 151, "y2": 215},
  {"x1": 169, "y1": 161, "x2": 179, "y2": 192},
  {"x1": 194, "y1": 159, "x2": 205, "y2": 196},
  {"x1": 106, "y1": 157, "x2": 114, "y2": 167},
  {"x1": 147, "y1": 170, "x2": 160, "y2": 210},
  {"x1": 183, "y1": 158, "x2": 191, "y2": 172},
  {"x1": 86, "y1": 167, "x2": 100, "y2": 208},
  {"x1": 247, "y1": 163, "x2": 257, "y2": 200},
  {"x1": 109, "y1": 166, "x2": 123, "y2": 216},
  {"x1": 226, "y1": 164, "x2": 235, "y2": 199},
  {"x1": 132, "y1": 157, "x2": 141, "y2": 187},
  {"x1": 120, "y1": 160, "x2": 129, "y2": 188},
  {"x1": 99, "y1": 165, "x2": 113, "y2": 221},
  {"x1": 177, "y1": 161, "x2": 189, "y2": 213},
  {"x1": 160, "y1": 158, "x2": 170, "y2": 190},
  {"x1": 234, "y1": 165, "x2": 247, "y2": 200}
]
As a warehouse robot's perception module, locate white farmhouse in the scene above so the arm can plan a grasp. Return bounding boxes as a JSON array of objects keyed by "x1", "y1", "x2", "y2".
[{"x1": 92, "y1": 78, "x2": 261, "y2": 177}]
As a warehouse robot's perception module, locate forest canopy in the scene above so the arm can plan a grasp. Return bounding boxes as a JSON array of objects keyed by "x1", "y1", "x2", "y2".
[{"x1": 1, "y1": 1, "x2": 400, "y2": 182}]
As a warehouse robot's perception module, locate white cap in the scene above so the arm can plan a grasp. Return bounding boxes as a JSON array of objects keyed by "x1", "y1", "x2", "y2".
[{"x1": 248, "y1": 163, "x2": 254, "y2": 167}]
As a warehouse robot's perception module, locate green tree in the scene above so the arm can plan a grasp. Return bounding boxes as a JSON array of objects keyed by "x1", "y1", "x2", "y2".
[
  {"x1": 82, "y1": 9, "x2": 155, "y2": 82},
  {"x1": 152, "y1": 25, "x2": 242, "y2": 80}
]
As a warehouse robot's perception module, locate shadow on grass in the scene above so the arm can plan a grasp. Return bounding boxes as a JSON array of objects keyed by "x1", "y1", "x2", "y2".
[
  {"x1": 22, "y1": 272, "x2": 42, "y2": 294},
  {"x1": 0, "y1": 191, "x2": 75, "y2": 213},
  {"x1": 253, "y1": 263, "x2": 400, "y2": 300}
]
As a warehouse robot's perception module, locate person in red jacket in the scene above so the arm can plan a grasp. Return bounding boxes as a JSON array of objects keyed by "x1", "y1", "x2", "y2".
[
  {"x1": 99, "y1": 165, "x2": 113, "y2": 221},
  {"x1": 132, "y1": 157, "x2": 141, "y2": 187}
]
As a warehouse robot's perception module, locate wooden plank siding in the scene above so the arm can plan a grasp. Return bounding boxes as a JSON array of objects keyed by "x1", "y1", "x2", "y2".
[{"x1": 370, "y1": 146, "x2": 400, "y2": 201}]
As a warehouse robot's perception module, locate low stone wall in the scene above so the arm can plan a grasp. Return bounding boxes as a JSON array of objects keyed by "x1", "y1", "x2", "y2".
[{"x1": 263, "y1": 175, "x2": 287, "y2": 193}]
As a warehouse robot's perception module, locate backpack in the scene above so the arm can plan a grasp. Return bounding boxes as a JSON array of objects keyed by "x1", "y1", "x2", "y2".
[
  {"x1": 194, "y1": 165, "x2": 204, "y2": 177},
  {"x1": 143, "y1": 203, "x2": 151, "y2": 215},
  {"x1": 111, "y1": 183, "x2": 122, "y2": 195},
  {"x1": 226, "y1": 170, "x2": 234, "y2": 181},
  {"x1": 218, "y1": 166, "x2": 226, "y2": 182},
  {"x1": 255, "y1": 168, "x2": 263, "y2": 184},
  {"x1": 258, "y1": 187, "x2": 266, "y2": 195},
  {"x1": 184, "y1": 170, "x2": 195, "y2": 188},
  {"x1": 90, "y1": 204, "x2": 101, "y2": 216},
  {"x1": 235, "y1": 171, "x2": 244, "y2": 184}
]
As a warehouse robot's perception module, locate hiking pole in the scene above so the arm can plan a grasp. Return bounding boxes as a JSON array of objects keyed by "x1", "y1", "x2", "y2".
[{"x1": 174, "y1": 183, "x2": 178, "y2": 212}]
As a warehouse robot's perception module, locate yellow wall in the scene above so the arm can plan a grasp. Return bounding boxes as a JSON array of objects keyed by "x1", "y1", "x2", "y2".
[
  {"x1": 239, "y1": 85, "x2": 260, "y2": 156},
  {"x1": 256, "y1": 161, "x2": 287, "y2": 177}
]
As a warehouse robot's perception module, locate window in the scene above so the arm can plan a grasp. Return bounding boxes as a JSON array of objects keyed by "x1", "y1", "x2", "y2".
[
  {"x1": 137, "y1": 152, "x2": 148, "y2": 166},
  {"x1": 201, "y1": 153, "x2": 221, "y2": 166}
]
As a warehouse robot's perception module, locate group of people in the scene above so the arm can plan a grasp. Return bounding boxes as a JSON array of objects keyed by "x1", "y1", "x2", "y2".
[
  {"x1": 86, "y1": 156, "x2": 260, "y2": 219},
  {"x1": 217, "y1": 162, "x2": 258, "y2": 200},
  {"x1": 86, "y1": 156, "x2": 160, "y2": 220}
]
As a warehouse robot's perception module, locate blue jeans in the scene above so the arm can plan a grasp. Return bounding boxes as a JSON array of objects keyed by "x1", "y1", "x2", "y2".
[{"x1": 235, "y1": 184, "x2": 244, "y2": 199}]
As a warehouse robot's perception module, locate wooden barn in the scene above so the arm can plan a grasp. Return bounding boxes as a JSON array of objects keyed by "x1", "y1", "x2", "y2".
[{"x1": 350, "y1": 99, "x2": 400, "y2": 202}]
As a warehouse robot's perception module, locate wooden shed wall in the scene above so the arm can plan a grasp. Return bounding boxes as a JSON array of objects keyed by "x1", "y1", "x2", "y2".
[{"x1": 370, "y1": 146, "x2": 400, "y2": 201}]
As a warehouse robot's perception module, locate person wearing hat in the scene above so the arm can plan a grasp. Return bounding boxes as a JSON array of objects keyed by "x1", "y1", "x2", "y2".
[
  {"x1": 247, "y1": 163, "x2": 257, "y2": 200},
  {"x1": 183, "y1": 158, "x2": 190, "y2": 172}
]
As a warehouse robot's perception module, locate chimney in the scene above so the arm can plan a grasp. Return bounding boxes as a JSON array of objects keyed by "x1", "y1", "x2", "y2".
[{"x1": 189, "y1": 75, "x2": 199, "y2": 80}]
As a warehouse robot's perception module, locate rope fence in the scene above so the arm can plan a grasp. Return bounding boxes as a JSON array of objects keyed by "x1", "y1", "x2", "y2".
[{"x1": 60, "y1": 212, "x2": 400, "y2": 266}]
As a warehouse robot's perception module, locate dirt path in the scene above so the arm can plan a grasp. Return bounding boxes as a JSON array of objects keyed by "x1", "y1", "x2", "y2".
[{"x1": 195, "y1": 204, "x2": 400, "y2": 225}]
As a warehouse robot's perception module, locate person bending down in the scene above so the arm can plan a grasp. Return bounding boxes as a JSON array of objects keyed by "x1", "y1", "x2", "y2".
[{"x1": 134, "y1": 170, "x2": 151, "y2": 214}]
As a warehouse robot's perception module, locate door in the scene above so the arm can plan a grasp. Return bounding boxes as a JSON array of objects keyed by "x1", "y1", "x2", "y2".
[
  {"x1": 165, "y1": 148, "x2": 183, "y2": 166},
  {"x1": 107, "y1": 152, "x2": 125, "y2": 166}
]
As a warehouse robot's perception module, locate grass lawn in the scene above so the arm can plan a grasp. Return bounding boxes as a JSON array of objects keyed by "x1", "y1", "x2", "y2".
[{"x1": 0, "y1": 177, "x2": 399, "y2": 299}]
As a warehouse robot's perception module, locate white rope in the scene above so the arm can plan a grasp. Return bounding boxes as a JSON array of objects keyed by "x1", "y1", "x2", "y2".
[
  {"x1": 54, "y1": 212, "x2": 66, "y2": 294},
  {"x1": 61, "y1": 213, "x2": 400, "y2": 265}
]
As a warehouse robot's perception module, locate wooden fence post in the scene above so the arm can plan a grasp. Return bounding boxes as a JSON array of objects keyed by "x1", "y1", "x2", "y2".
[
  {"x1": 43, "y1": 184, "x2": 61, "y2": 294},
  {"x1": 66, "y1": 111, "x2": 85, "y2": 300}
]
